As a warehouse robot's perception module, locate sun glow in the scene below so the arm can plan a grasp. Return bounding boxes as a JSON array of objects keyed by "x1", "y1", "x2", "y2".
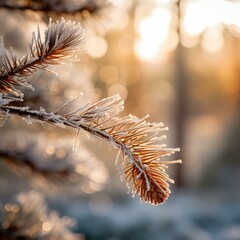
[
  {"x1": 181, "y1": 0, "x2": 240, "y2": 51},
  {"x1": 134, "y1": 0, "x2": 240, "y2": 61},
  {"x1": 135, "y1": 7, "x2": 172, "y2": 62}
]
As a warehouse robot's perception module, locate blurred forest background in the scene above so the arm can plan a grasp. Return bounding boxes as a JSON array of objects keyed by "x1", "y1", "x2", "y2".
[{"x1": 0, "y1": 0, "x2": 240, "y2": 239}]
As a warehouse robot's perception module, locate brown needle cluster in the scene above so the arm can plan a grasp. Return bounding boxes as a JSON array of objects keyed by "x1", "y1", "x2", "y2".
[
  {"x1": 61, "y1": 95, "x2": 182, "y2": 205},
  {"x1": 0, "y1": 18, "x2": 85, "y2": 97},
  {"x1": 0, "y1": 19, "x2": 181, "y2": 205}
]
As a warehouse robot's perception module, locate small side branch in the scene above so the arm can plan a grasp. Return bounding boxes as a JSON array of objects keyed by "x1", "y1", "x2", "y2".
[
  {"x1": 0, "y1": 95, "x2": 181, "y2": 205},
  {"x1": 0, "y1": 18, "x2": 85, "y2": 96},
  {"x1": 0, "y1": 0, "x2": 111, "y2": 15},
  {"x1": 0, "y1": 148, "x2": 71, "y2": 178}
]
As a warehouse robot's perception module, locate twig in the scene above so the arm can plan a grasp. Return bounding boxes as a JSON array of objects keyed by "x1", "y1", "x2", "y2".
[{"x1": 0, "y1": 95, "x2": 181, "y2": 205}]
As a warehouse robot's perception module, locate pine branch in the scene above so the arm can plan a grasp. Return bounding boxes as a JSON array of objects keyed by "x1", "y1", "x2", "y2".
[
  {"x1": 0, "y1": 18, "x2": 85, "y2": 97},
  {"x1": 0, "y1": 148, "x2": 72, "y2": 180},
  {"x1": 0, "y1": 0, "x2": 111, "y2": 15},
  {"x1": 0, "y1": 192, "x2": 81, "y2": 239},
  {"x1": 0, "y1": 135, "x2": 107, "y2": 193},
  {"x1": 0, "y1": 93, "x2": 19, "y2": 107},
  {"x1": 0, "y1": 95, "x2": 181, "y2": 205}
]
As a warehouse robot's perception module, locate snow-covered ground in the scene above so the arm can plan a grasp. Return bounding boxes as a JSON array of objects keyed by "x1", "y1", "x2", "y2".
[{"x1": 55, "y1": 191, "x2": 240, "y2": 240}]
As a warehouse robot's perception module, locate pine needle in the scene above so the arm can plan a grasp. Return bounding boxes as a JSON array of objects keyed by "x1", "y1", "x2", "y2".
[
  {"x1": 0, "y1": 18, "x2": 85, "y2": 97},
  {"x1": 1, "y1": 95, "x2": 181, "y2": 205}
]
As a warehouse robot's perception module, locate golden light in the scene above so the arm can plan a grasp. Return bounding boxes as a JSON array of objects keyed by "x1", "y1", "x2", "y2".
[
  {"x1": 120, "y1": 65, "x2": 139, "y2": 85},
  {"x1": 45, "y1": 145, "x2": 55, "y2": 155},
  {"x1": 181, "y1": 0, "x2": 240, "y2": 50},
  {"x1": 112, "y1": 10, "x2": 129, "y2": 30},
  {"x1": 223, "y1": 1, "x2": 240, "y2": 30},
  {"x1": 151, "y1": 79, "x2": 172, "y2": 100},
  {"x1": 106, "y1": 1, "x2": 131, "y2": 32},
  {"x1": 89, "y1": 169, "x2": 108, "y2": 184},
  {"x1": 118, "y1": 34, "x2": 134, "y2": 55},
  {"x1": 42, "y1": 221, "x2": 52, "y2": 232},
  {"x1": 182, "y1": 0, "x2": 229, "y2": 36},
  {"x1": 56, "y1": 149, "x2": 66, "y2": 159},
  {"x1": 182, "y1": 1, "x2": 206, "y2": 36},
  {"x1": 75, "y1": 164, "x2": 90, "y2": 175},
  {"x1": 89, "y1": 182, "x2": 102, "y2": 191},
  {"x1": 135, "y1": 7, "x2": 172, "y2": 61},
  {"x1": 99, "y1": 65, "x2": 119, "y2": 85},
  {"x1": 135, "y1": 38, "x2": 160, "y2": 61},
  {"x1": 139, "y1": 8, "x2": 171, "y2": 43},
  {"x1": 108, "y1": 83, "x2": 128, "y2": 100},
  {"x1": 132, "y1": 0, "x2": 240, "y2": 60},
  {"x1": 166, "y1": 30, "x2": 179, "y2": 51},
  {"x1": 87, "y1": 35, "x2": 108, "y2": 58},
  {"x1": 201, "y1": 26, "x2": 224, "y2": 53},
  {"x1": 180, "y1": 34, "x2": 199, "y2": 48}
]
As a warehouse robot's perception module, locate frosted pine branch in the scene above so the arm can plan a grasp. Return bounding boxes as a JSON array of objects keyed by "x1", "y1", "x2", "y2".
[
  {"x1": 0, "y1": 0, "x2": 113, "y2": 35},
  {"x1": 0, "y1": 95, "x2": 181, "y2": 205},
  {"x1": 0, "y1": 148, "x2": 73, "y2": 185},
  {"x1": 0, "y1": 18, "x2": 181, "y2": 206},
  {"x1": 0, "y1": 192, "x2": 81, "y2": 239},
  {"x1": 0, "y1": 0, "x2": 111, "y2": 15},
  {"x1": 0, "y1": 138, "x2": 107, "y2": 193},
  {"x1": 0, "y1": 18, "x2": 85, "y2": 96}
]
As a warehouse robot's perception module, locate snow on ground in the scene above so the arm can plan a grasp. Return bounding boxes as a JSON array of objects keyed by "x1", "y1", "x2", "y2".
[{"x1": 55, "y1": 190, "x2": 240, "y2": 240}]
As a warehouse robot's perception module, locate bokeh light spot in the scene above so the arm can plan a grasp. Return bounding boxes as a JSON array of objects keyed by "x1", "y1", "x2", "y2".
[
  {"x1": 201, "y1": 26, "x2": 224, "y2": 53},
  {"x1": 151, "y1": 80, "x2": 172, "y2": 100},
  {"x1": 183, "y1": 2, "x2": 206, "y2": 36},
  {"x1": 118, "y1": 34, "x2": 134, "y2": 55},
  {"x1": 120, "y1": 65, "x2": 139, "y2": 85},
  {"x1": 108, "y1": 83, "x2": 128, "y2": 100},
  {"x1": 45, "y1": 145, "x2": 55, "y2": 155},
  {"x1": 87, "y1": 36, "x2": 108, "y2": 58},
  {"x1": 100, "y1": 65, "x2": 119, "y2": 84},
  {"x1": 89, "y1": 169, "x2": 108, "y2": 184},
  {"x1": 135, "y1": 7, "x2": 172, "y2": 61},
  {"x1": 42, "y1": 221, "x2": 52, "y2": 232}
]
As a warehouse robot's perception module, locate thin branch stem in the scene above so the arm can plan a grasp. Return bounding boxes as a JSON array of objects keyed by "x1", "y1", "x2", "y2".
[
  {"x1": 0, "y1": 0, "x2": 110, "y2": 15},
  {"x1": 0, "y1": 148, "x2": 71, "y2": 178},
  {"x1": 0, "y1": 96, "x2": 181, "y2": 205}
]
